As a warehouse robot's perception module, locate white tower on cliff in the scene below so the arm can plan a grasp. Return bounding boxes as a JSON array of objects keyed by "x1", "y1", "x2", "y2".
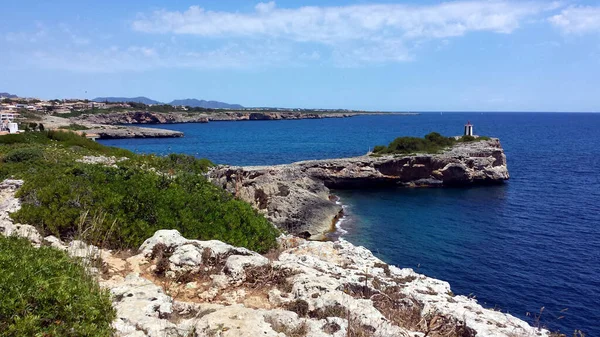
[{"x1": 464, "y1": 121, "x2": 473, "y2": 136}]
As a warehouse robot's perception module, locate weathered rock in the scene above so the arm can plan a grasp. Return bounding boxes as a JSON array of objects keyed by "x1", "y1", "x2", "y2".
[
  {"x1": 84, "y1": 126, "x2": 183, "y2": 139},
  {"x1": 0, "y1": 179, "x2": 43, "y2": 243},
  {"x1": 209, "y1": 139, "x2": 509, "y2": 238},
  {"x1": 0, "y1": 181, "x2": 550, "y2": 337},
  {"x1": 74, "y1": 111, "x2": 364, "y2": 126},
  {"x1": 109, "y1": 274, "x2": 184, "y2": 337},
  {"x1": 209, "y1": 166, "x2": 342, "y2": 239}
]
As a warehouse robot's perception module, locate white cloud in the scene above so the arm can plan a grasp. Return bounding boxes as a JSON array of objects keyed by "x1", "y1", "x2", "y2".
[
  {"x1": 131, "y1": 1, "x2": 558, "y2": 65},
  {"x1": 133, "y1": 1, "x2": 554, "y2": 41},
  {"x1": 549, "y1": 6, "x2": 600, "y2": 34}
]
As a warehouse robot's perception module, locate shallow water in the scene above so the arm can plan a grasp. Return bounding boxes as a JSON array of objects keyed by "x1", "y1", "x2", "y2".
[{"x1": 100, "y1": 112, "x2": 600, "y2": 335}]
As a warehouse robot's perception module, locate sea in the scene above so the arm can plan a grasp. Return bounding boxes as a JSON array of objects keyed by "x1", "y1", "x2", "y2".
[{"x1": 100, "y1": 112, "x2": 600, "y2": 335}]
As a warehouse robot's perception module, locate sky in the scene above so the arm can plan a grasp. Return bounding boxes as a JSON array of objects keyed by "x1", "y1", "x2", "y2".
[{"x1": 1, "y1": 0, "x2": 599, "y2": 112}]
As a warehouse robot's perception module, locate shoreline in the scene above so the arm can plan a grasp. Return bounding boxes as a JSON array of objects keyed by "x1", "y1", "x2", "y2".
[
  {"x1": 30, "y1": 111, "x2": 419, "y2": 140},
  {"x1": 0, "y1": 178, "x2": 551, "y2": 337}
]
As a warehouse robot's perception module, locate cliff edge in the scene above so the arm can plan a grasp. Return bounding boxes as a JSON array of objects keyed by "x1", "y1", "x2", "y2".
[
  {"x1": 209, "y1": 139, "x2": 509, "y2": 239},
  {"x1": 1, "y1": 179, "x2": 546, "y2": 337}
]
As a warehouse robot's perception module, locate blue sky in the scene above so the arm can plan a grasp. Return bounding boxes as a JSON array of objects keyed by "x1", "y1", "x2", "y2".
[{"x1": 1, "y1": 0, "x2": 599, "y2": 111}]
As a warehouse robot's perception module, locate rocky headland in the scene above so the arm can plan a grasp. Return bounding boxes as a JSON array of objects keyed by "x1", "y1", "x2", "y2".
[
  {"x1": 73, "y1": 111, "x2": 415, "y2": 125},
  {"x1": 209, "y1": 139, "x2": 509, "y2": 239},
  {"x1": 1, "y1": 179, "x2": 548, "y2": 337}
]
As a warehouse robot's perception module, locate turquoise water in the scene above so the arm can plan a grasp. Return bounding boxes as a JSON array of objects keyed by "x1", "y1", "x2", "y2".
[{"x1": 100, "y1": 113, "x2": 600, "y2": 335}]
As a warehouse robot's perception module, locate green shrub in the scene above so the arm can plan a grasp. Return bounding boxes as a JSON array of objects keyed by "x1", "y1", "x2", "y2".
[
  {"x1": 13, "y1": 164, "x2": 278, "y2": 252},
  {"x1": 0, "y1": 134, "x2": 28, "y2": 144},
  {"x1": 0, "y1": 236, "x2": 115, "y2": 336},
  {"x1": 373, "y1": 145, "x2": 386, "y2": 153},
  {"x1": 1, "y1": 131, "x2": 277, "y2": 253},
  {"x1": 373, "y1": 132, "x2": 491, "y2": 155},
  {"x1": 58, "y1": 123, "x2": 90, "y2": 131},
  {"x1": 2, "y1": 147, "x2": 43, "y2": 163},
  {"x1": 459, "y1": 135, "x2": 476, "y2": 142}
]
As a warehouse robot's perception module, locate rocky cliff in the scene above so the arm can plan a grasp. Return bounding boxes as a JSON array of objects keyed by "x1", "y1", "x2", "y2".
[
  {"x1": 209, "y1": 139, "x2": 509, "y2": 239},
  {"x1": 1, "y1": 179, "x2": 546, "y2": 337},
  {"x1": 74, "y1": 111, "x2": 357, "y2": 125},
  {"x1": 73, "y1": 111, "x2": 422, "y2": 125}
]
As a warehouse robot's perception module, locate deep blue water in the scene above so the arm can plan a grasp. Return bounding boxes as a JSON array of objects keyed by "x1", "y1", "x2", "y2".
[{"x1": 100, "y1": 113, "x2": 600, "y2": 335}]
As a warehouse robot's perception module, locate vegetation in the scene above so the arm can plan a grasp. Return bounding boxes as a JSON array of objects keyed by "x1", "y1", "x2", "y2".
[
  {"x1": 0, "y1": 235, "x2": 115, "y2": 336},
  {"x1": 58, "y1": 123, "x2": 90, "y2": 131},
  {"x1": 0, "y1": 131, "x2": 278, "y2": 253},
  {"x1": 372, "y1": 132, "x2": 491, "y2": 155}
]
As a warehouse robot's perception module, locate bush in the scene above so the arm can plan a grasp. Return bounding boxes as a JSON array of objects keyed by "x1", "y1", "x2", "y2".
[
  {"x1": 2, "y1": 147, "x2": 43, "y2": 163},
  {"x1": 58, "y1": 123, "x2": 90, "y2": 131},
  {"x1": 13, "y1": 164, "x2": 278, "y2": 252},
  {"x1": 373, "y1": 145, "x2": 386, "y2": 153},
  {"x1": 1, "y1": 131, "x2": 277, "y2": 253},
  {"x1": 373, "y1": 132, "x2": 490, "y2": 155},
  {"x1": 0, "y1": 236, "x2": 115, "y2": 336},
  {"x1": 0, "y1": 134, "x2": 28, "y2": 144}
]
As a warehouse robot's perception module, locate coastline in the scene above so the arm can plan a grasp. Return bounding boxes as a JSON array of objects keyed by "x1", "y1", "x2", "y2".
[
  {"x1": 30, "y1": 111, "x2": 418, "y2": 140},
  {"x1": 0, "y1": 178, "x2": 550, "y2": 337},
  {"x1": 209, "y1": 138, "x2": 510, "y2": 239}
]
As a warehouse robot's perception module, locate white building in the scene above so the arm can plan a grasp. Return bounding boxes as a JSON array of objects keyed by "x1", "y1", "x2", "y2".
[
  {"x1": 0, "y1": 112, "x2": 19, "y2": 134},
  {"x1": 464, "y1": 121, "x2": 473, "y2": 136}
]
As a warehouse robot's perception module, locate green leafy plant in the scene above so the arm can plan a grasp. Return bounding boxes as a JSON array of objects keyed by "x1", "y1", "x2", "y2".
[
  {"x1": 1, "y1": 131, "x2": 278, "y2": 253},
  {"x1": 372, "y1": 132, "x2": 491, "y2": 155},
  {"x1": 0, "y1": 236, "x2": 115, "y2": 336}
]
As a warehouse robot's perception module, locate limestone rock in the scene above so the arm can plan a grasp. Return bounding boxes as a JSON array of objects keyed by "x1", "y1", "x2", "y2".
[
  {"x1": 209, "y1": 139, "x2": 509, "y2": 238},
  {"x1": 110, "y1": 274, "x2": 184, "y2": 337}
]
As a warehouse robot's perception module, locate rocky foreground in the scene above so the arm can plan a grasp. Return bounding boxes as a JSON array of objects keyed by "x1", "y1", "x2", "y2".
[
  {"x1": 0, "y1": 179, "x2": 546, "y2": 337},
  {"x1": 209, "y1": 139, "x2": 510, "y2": 239}
]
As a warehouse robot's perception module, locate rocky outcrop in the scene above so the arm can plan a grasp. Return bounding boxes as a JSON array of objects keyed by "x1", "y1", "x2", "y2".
[
  {"x1": 210, "y1": 165, "x2": 343, "y2": 240},
  {"x1": 84, "y1": 126, "x2": 184, "y2": 139},
  {"x1": 0, "y1": 179, "x2": 548, "y2": 337},
  {"x1": 209, "y1": 139, "x2": 509, "y2": 238},
  {"x1": 73, "y1": 111, "x2": 417, "y2": 125}
]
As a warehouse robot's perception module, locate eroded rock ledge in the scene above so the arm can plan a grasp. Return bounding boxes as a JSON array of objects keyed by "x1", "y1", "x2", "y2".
[
  {"x1": 209, "y1": 139, "x2": 509, "y2": 239},
  {"x1": 73, "y1": 111, "x2": 413, "y2": 125},
  {"x1": 1, "y1": 180, "x2": 544, "y2": 337}
]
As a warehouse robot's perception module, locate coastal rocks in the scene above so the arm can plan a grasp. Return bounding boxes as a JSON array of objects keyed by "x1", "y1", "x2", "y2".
[
  {"x1": 0, "y1": 180, "x2": 549, "y2": 337},
  {"x1": 101, "y1": 230, "x2": 548, "y2": 337},
  {"x1": 84, "y1": 126, "x2": 184, "y2": 139},
  {"x1": 209, "y1": 139, "x2": 509, "y2": 238},
  {"x1": 0, "y1": 179, "x2": 41, "y2": 243},
  {"x1": 302, "y1": 139, "x2": 509, "y2": 188},
  {"x1": 209, "y1": 166, "x2": 343, "y2": 238},
  {"x1": 74, "y1": 111, "x2": 356, "y2": 126}
]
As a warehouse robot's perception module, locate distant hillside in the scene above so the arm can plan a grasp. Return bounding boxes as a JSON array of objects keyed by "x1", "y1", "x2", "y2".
[
  {"x1": 169, "y1": 99, "x2": 243, "y2": 109},
  {"x1": 0, "y1": 92, "x2": 18, "y2": 98},
  {"x1": 92, "y1": 97, "x2": 162, "y2": 105}
]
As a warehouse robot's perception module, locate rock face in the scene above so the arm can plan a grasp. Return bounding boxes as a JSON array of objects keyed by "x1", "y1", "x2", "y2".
[
  {"x1": 73, "y1": 111, "x2": 388, "y2": 125},
  {"x1": 209, "y1": 139, "x2": 509, "y2": 238},
  {"x1": 0, "y1": 181, "x2": 548, "y2": 337},
  {"x1": 209, "y1": 165, "x2": 343, "y2": 239}
]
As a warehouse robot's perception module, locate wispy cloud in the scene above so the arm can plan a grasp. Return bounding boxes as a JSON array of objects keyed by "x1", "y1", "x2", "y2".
[
  {"x1": 133, "y1": 1, "x2": 555, "y2": 40},
  {"x1": 131, "y1": 1, "x2": 559, "y2": 65},
  {"x1": 2, "y1": 1, "x2": 569, "y2": 73},
  {"x1": 549, "y1": 6, "x2": 600, "y2": 34}
]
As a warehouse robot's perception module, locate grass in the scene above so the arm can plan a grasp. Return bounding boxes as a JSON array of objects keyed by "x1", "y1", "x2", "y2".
[
  {"x1": 372, "y1": 132, "x2": 491, "y2": 155},
  {"x1": 0, "y1": 131, "x2": 279, "y2": 253},
  {"x1": 58, "y1": 123, "x2": 90, "y2": 131},
  {"x1": 0, "y1": 235, "x2": 115, "y2": 336}
]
